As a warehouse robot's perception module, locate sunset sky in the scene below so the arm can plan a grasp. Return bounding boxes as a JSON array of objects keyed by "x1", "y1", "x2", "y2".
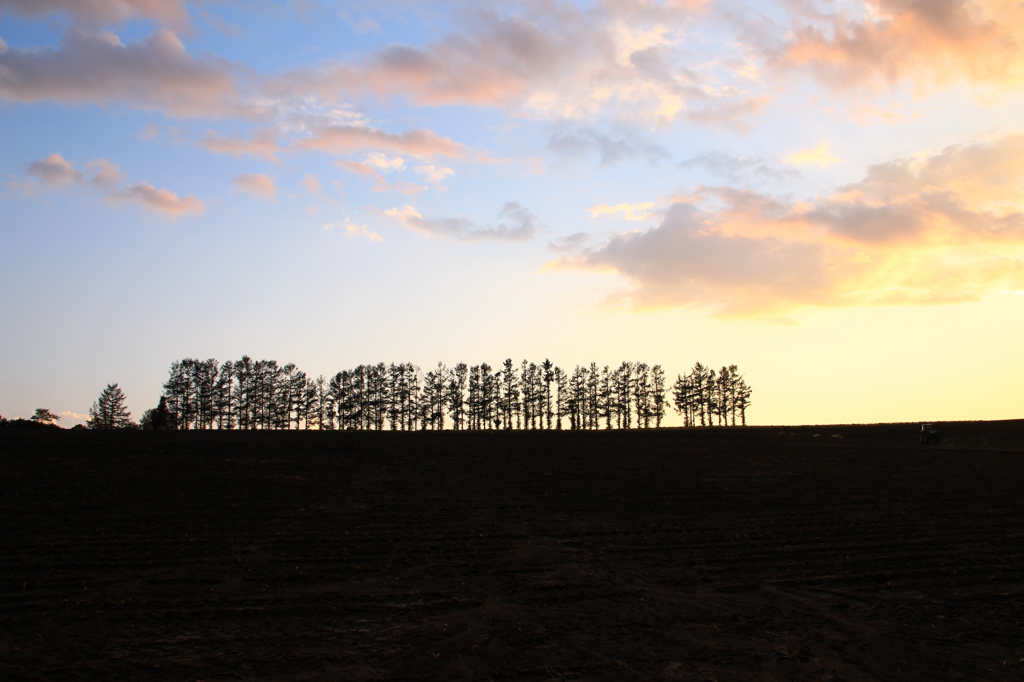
[{"x1": 2, "y1": 0, "x2": 1023, "y2": 427}]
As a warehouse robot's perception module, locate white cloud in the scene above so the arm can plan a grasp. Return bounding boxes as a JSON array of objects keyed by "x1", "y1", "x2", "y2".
[
  {"x1": 415, "y1": 164, "x2": 454, "y2": 183},
  {"x1": 364, "y1": 152, "x2": 405, "y2": 172},
  {"x1": 324, "y1": 218, "x2": 382, "y2": 241},
  {"x1": 589, "y1": 202, "x2": 656, "y2": 221}
]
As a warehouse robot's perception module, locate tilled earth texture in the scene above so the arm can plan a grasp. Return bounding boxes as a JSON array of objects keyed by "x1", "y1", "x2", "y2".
[{"x1": 2, "y1": 421, "x2": 1024, "y2": 681}]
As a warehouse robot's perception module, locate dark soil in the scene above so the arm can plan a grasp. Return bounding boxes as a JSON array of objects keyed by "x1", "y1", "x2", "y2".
[{"x1": 2, "y1": 421, "x2": 1023, "y2": 680}]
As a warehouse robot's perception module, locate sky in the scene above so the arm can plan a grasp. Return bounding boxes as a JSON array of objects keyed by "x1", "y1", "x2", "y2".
[{"x1": 2, "y1": 0, "x2": 1023, "y2": 427}]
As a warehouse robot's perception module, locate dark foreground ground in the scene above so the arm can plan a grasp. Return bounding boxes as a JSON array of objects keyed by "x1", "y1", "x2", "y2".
[{"x1": 2, "y1": 421, "x2": 1023, "y2": 681}]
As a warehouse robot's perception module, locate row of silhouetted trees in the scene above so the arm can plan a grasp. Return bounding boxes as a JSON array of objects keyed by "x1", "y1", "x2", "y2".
[{"x1": 147, "y1": 357, "x2": 751, "y2": 431}]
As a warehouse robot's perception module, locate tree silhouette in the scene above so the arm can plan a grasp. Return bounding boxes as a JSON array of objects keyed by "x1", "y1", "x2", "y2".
[
  {"x1": 500, "y1": 359, "x2": 518, "y2": 430},
  {"x1": 152, "y1": 355, "x2": 751, "y2": 431},
  {"x1": 447, "y1": 363, "x2": 468, "y2": 430},
  {"x1": 140, "y1": 396, "x2": 175, "y2": 430},
  {"x1": 30, "y1": 408, "x2": 61, "y2": 425},
  {"x1": 651, "y1": 365, "x2": 667, "y2": 427},
  {"x1": 88, "y1": 383, "x2": 133, "y2": 429}
]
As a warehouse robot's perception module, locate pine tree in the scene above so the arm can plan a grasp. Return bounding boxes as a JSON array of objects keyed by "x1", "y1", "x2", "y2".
[{"x1": 88, "y1": 383, "x2": 134, "y2": 429}]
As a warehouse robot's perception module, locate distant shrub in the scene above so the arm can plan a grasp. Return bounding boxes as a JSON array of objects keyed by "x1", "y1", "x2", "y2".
[{"x1": 0, "y1": 418, "x2": 62, "y2": 430}]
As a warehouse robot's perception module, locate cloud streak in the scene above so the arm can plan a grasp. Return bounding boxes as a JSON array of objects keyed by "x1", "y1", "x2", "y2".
[
  {"x1": 0, "y1": 0, "x2": 191, "y2": 27},
  {"x1": 0, "y1": 28, "x2": 236, "y2": 117},
  {"x1": 198, "y1": 130, "x2": 283, "y2": 162},
  {"x1": 296, "y1": 124, "x2": 465, "y2": 159},
  {"x1": 21, "y1": 153, "x2": 203, "y2": 218},
  {"x1": 784, "y1": 143, "x2": 841, "y2": 168},
  {"x1": 589, "y1": 202, "x2": 656, "y2": 221},
  {"x1": 385, "y1": 202, "x2": 544, "y2": 242}
]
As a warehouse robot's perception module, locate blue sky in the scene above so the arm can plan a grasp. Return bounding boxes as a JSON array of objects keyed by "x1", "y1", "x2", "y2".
[{"x1": 2, "y1": 0, "x2": 1023, "y2": 426}]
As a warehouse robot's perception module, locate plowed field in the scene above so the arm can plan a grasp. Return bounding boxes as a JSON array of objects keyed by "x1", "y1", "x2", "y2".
[{"x1": 2, "y1": 421, "x2": 1023, "y2": 680}]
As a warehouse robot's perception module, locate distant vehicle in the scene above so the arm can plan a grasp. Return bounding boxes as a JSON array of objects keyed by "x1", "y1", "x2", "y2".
[{"x1": 920, "y1": 423, "x2": 941, "y2": 444}]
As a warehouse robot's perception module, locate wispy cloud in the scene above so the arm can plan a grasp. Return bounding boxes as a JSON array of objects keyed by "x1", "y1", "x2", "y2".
[
  {"x1": 295, "y1": 125, "x2": 465, "y2": 159},
  {"x1": 232, "y1": 173, "x2": 277, "y2": 201},
  {"x1": 784, "y1": 143, "x2": 841, "y2": 168},
  {"x1": 302, "y1": 172, "x2": 321, "y2": 196},
  {"x1": 19, "y1": 152, "x2": 204, "y2": 218},
  {"x1": 199, "y1": 130, "x2": 283, "y2": 162},
  {"x1": 138, "y1": 122, "x2": 160, "y2": 140},
  {"x1": 269, "y1": 2, "x2": 768, "y2": 130},
  {"x1": 415, "y1": 164, "x2": 454, "y2": 184},
  {"x1": 547, "y1": 128, "x2": 670, "y2": 166},
  {"x1": 589, "y1": 202, "x2": 656, "y2": 221},
  {"x1": 679, "y1": 151, "x2": 801, "y2": 184},
  {"x1": 363, "y1": 152, "x2": 405, "y2": 172},
  {"x1": 335, "y1": 159, "x2": 426, "y2": 195},
  {"x1": 385, "y1": 202, "x2": 544, "y2": 242},
  {"x1": 548, "y1": 231, "x2": 591, "y2": 254},
  {"x1": 324, "y1": 218, "x2": 382, "y2": 241}
]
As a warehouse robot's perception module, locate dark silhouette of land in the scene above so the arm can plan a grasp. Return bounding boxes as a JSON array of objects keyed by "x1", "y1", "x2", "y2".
[{"x1": 2, "y1": 421, "x2": 1022, "y2": 680}]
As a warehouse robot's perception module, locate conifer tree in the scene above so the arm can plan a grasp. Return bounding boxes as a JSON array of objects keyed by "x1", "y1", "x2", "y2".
[{"x1": 88, "y1": 383, "x2": 133, "y2": 429}]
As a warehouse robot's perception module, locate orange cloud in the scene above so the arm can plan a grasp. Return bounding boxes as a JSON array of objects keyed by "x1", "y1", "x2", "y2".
[
  {"x1": 111, "y1": 182, "x2": 204, "y2": 217},
  {"x1": 781, "y1": 0, "x2": 1024, "y2": 93},
  {"x1": 296, "y1": 125, "x2": 464, "y2": 159},
  {"x1": 557, "y1": 135, "x2": 1024, "y2": 317}
]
